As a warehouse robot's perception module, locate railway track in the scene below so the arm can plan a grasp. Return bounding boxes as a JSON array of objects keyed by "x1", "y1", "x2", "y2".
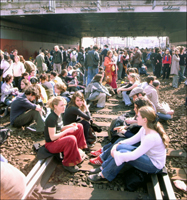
[{"x1": 20, "y1": 95, "x2": 185, "y2": 200}]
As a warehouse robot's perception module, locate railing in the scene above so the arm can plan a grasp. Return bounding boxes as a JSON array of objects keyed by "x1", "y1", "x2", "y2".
[{"x1": 2, "y1": 0, "x2": 186, "y2": 6}]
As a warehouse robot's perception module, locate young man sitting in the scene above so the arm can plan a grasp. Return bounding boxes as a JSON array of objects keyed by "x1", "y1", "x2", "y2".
[{"x1": 10, "y1": 85, "x2": 44, "y2": 132}]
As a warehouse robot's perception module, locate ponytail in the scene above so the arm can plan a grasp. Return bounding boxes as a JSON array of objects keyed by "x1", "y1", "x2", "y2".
[{"x1": 139, "y1": 106, "x2": 170, "y2": 148}]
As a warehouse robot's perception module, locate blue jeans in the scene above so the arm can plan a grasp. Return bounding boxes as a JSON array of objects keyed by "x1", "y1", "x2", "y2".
[
  {"x1": 101, "y1": 138, "x2": 124, "y2": 161},
  {"x1": 122, "y1": 91, "x2": 132, "y2": 106},
  {"x1": 87, "y1": 66, "x2": 98, "y2": 86},
  {"x1": 151, "y1": 62, "x2": 155, "y2": 75},
  {"x1": 179, "y1": 65, "x2": 186, "y2": 84},
  {"x1": 4, "y1": 98, "x2": 12, "y2": 106},
  {"x1": 102, "y1": 144, "x2": 160, "y2": 181},
  {"x1": 118, "y1": 63, "x2": 123, "y2": 80},
  {"x1": 157, "y1": 112, "x2": 172, "y2": 120}
]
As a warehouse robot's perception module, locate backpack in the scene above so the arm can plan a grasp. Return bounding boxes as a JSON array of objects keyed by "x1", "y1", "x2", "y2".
[
  {"x1": 71, "y1": 51, "x2": 77, "y2": 62},
  {"x1": 108, "y1": 113, "x2": 129, "y2": 140},
  {"x1": 123, "y1": 168, "x2": 148, "y2": 192}
]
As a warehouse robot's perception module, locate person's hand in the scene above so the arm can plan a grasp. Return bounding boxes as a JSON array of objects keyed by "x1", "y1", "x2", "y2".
[
  {"x1": 14, "y1": 87, "x2": 18, "y2": 91},
  {"x1": 117, "y1": 88, "x2": 121, "y2": 94},
  {"x1": 83, "y1": 100, "x2": 87, "y2": 107},
  {"x1": 125, "y1": 118, "x2": 134, "y2": 124},
  {"x1": 70, "y1": 123, "x2": 77, "y2": 127},
  {"x1": 35, "y1": 105, "x2": 42, "y2": 112},
  {"x1": 72, "y1": 126, "x2": 78, "y2": 132},
  {"x1": 114, "y1": 126, "x2": 127, "y2": 133},
  {"x1": 167, "y1": 110, "x2": 174, "y2": 115}
]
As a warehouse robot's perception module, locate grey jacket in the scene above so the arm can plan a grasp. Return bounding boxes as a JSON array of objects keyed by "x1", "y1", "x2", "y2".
[
  {"x1": 85, "y1": 81, "x2": 111, "y2": 100},
  {"x1": 85, "y1": 50, "x2": 100, "y2": 68},
  {"x1": 34, "y1": 54, "x2": 45, "y2": 68},
  {"x1": 170, "y1": 55, "x2": 180, "y2": 75}
]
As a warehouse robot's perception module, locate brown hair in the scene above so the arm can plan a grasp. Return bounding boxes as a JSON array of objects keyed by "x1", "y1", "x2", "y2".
[
  {"x1": 55, "y1": 82, "x2": 67, "y2": 93},
  {"x1": 47, "y1": 96, "x2": 67, "y2": 110},
  {"x1": 93, "y1": 74, "x2": 103, "y2": 82},
  {"x1": 134, "y1": 97, "x2": 153, "y2": 110},
  {"x1": 4, "y1": 74, "x2": 13, "y2": 83},
  {"x1": 68, "y1": 91, "x2": 85, "y2": 111},
  {"x1": 21, "y1": 79, "x2": 30, "y2": 90},
  {"x1": 107, "y1": 50, "x2": 112, "y2": 57},
  {"x1": 139, "y1": 106, "x2": 169, "y2": 148}
]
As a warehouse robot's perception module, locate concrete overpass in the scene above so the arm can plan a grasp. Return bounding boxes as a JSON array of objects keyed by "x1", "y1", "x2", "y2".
[{"x1": 0, "y1": 0, "x2": 186, "y2": 58}]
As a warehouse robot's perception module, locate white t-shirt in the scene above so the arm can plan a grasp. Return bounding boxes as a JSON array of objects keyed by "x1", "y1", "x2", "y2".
[
  {"x1": 114, "y1": 127, "x2": 166, "y2": 169},
  {"x1": 1, "y1": 60, "x2": 13, "y2": 78},
  {"x1": 12, "y1": 61, "x2": 25, "y2": 77}
]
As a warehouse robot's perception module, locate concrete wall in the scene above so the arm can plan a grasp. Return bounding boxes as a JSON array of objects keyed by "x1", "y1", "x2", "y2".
[{"x1": 0, "y1": 20, "x2": 80, "y2": 59}]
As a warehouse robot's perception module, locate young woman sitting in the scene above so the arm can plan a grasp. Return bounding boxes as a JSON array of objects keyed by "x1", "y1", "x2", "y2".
[
  {"x1": 88, "y1": 106, "x2": 169, "y2": 183},
  {"x1": 54, "y1": 82, "x2": 71, "y2": 104},
  {"x1": 1, "y1": 74, "x2": 19, "y2": 106},
  {"x1": 117, "y1": 73, "x2": 139, "y2": 107},
  {"x1": 86, "y1": 74, "x2": 111, "y2": 109},
  {"x1": 63, "y1": 91, "x2": 96, "y2": 146},
  {"x1": 20, "y1": 79, "x2": 31, "y2": 93},
  {"x1": 44, "y1": 96, "x2": 87, "y2": 173},
  {"x1": 89, "y1": 97, "x2": 153, "y2": 165}
]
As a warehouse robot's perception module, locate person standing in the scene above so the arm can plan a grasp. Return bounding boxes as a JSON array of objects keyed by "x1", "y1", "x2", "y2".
[
  {"x1": 100, "y1": 45, "x2": 109, "y2": 68},
  {"x1": 10, "y1": 49, "x2": 18, "y2": 62},
  {"x1": 12, "y1": 55, "x2": 25, "y2": 87},
  {"x1": 34, "y1": 52, "x2": 45, "y2": 75},
  {"x1": 52, "y1": 45, "x2": 63, "y2": 74},
  {"x1": 170, "y1": 49, "x2": 180, "y2": 88},
  {"x1": 131, "y1": 46, "x2": 142, "y2": 73},
  {"x1": 154, "y1": 49, "x2": 162, "y2": 78},
  {"x1": 162, "y1": 49, "x2": 171, "y2": 79},
  {"x1": 85, "y1": 45, "x2": 100, "y2": 85},
  {"x1": 150, "y1": 48, "x2": 157, "y2": 75},
  {"x1": 104, "y1": 50, "x2": 117, "y2": 90},
  {"x1": 178, "y1": 46, "x2": 187, "y2": 85}
]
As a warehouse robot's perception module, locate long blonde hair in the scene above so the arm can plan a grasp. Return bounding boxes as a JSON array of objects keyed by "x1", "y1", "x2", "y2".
[
  {"x1": 139, "y1": 106, "x2": 170, "y2": 148},
  {"x1": 47, "y1": 96, "x2": 67, "y2": 110}
]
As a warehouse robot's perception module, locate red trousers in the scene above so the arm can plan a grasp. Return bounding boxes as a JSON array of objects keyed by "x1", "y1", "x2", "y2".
[{"x1": 45, "y1": 123, "x2": 87, "y2": 166}]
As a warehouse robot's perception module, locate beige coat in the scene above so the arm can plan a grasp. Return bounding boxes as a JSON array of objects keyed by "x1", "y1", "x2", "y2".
[
  {"x1": 170, "y1": 55, "x2": 180, "y2": 75},
  {"x1": 144, "y1": 84, "x2": 167, "y2": 114}
]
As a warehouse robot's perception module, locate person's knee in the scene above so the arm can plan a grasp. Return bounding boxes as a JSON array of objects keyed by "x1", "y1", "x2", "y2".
[
  {"x1": 65, "y1": 135, "x2": 77, "y2": 144},
  {"x1": 77, "y1": 123, "x2": 84, "y2": 131}
]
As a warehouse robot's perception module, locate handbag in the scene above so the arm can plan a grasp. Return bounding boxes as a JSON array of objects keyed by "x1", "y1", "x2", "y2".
[
  {"x1": 90, "y1": 121, "x2": 102, "y2": 132},
  {"x1": 0, "y1": 127, "x2": 11, "y2": 145},
  {"x1": 111, "y1": 65, "x2": 115, "y2": 71}
]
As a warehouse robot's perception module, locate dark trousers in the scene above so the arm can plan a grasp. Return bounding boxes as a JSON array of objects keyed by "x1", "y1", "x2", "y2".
[
  {"x1": 162, "y1": 64, "x2": 170, "y2": 79},
  {"x1": 13, "y1": 109, "x2": 44, "y2": 132},
  {"x1": 14, "y1": 76, "x2": 21, "y2": 87},
  {"x1": 155, "y1": 64, "x2": 161, "y2": 78}
]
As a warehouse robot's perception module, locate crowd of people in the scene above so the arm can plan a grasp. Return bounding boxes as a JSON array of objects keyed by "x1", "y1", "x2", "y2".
[{"x1": 0, "y1": 43, "x2": 186, "y2": 198}]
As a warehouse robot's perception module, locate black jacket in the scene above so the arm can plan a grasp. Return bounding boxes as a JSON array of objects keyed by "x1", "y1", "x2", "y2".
[{"x1": 85, "y1": 50, "x2": 99, "y2": 68}]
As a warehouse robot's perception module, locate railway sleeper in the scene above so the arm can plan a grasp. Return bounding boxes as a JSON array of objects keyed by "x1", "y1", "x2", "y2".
[
  {"x1": 151, "y1": 167, "x2": 176, "y2": 200},
  {"x1": 21, "y1": 156, "x2": 57, "y2": 200}
]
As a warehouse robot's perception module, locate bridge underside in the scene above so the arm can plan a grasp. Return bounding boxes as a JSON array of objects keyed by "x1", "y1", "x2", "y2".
[{"x1": 1, "y1": 12, "x2": 186, "y2": 41}]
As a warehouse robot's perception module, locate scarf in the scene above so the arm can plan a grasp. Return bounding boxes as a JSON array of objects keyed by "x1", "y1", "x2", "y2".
[{"x1": 163, "y1": 54, "x2": 169, "y2": 61}]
